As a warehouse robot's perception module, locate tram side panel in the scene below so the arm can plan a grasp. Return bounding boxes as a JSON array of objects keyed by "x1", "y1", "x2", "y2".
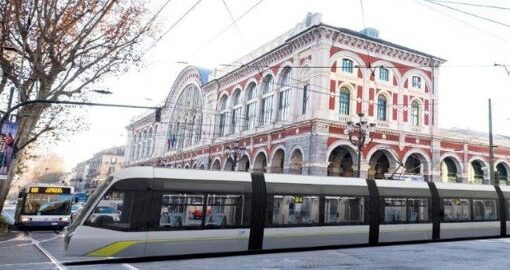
[
  {"x1": 145, "y1": 176, "x2": 253, "y2": 256},
  {"x1": 436, "y1": 183, "x2": 501, "y2": 240},
  {"x1": 496, "y1": 185, "x2": 510, "y2": 236},
  {"x1": 375, "y1": 180, "x2": 433, "y2": 243},
  {"x1": 262, "y1": 175, "x2": 371, "y2": 250}
]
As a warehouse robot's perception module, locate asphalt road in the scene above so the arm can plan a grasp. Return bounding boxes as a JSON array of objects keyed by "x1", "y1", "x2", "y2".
[
  {"x1": 1, "y1": 228, "x2": 510, "y2": 270},
  {"x1": 2, "y1": 204, "x2": 510, "y2": 270}
]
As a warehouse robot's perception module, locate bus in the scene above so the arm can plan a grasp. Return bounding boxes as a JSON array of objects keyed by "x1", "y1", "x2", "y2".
[{"x1": 15, "y1": 184, "x2": 74, "y2": 230}]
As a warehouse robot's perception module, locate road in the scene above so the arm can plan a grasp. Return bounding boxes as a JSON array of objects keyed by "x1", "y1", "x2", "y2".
[{"x1": 1, "y1": 225, "x2": 510, "y2": 270}]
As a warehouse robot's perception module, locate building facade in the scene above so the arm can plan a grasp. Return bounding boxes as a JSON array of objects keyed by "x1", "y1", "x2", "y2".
[
  {"x1": 70, "y1": 146, "x2": 125, "y2": 193},
  {"x1": 125, "y1": 13, "x2": 510, "y2": 185}
]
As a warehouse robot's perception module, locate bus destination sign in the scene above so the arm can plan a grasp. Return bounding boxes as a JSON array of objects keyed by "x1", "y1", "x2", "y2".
[{"x1": 29, "y1": 187, "x2": 71, "y2": 194}]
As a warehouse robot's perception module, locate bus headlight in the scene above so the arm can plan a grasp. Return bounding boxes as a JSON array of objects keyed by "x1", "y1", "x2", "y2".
[
  {"x1": 21, "y1": 217, "x2": 30, "y2": 222},
  {"x1": 61, "y1": 217, "x2": 69, "y2": 222}
]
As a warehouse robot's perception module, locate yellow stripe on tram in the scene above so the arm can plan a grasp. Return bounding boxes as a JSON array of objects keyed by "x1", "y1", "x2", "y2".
[{"x1": 87, "y1": 241, "x2": 140, "y2": 257}]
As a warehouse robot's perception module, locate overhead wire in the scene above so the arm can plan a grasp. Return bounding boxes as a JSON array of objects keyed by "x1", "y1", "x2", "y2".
[
  {"x1": 188, "y1": 0, "x2": 265, "y2": 58},
  {"x1": 146, "y1": 0, "x2": 203, "y2": 52},
  {"x1": 423, "y1": 0, "x2": 510, "y2": 28},
  {"x1": 427, "y1": 0, "x2": 510, "y2": 11},
  {"x1": 415, "y1": 0, "x2": 510, "y2": 43}
]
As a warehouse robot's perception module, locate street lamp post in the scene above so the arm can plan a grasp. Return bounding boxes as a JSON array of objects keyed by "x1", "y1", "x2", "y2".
[
  {"x1": 347, "y1": 113, "x2": 376, "y2": 178},
  {"x1": 225, "y1": 142, "x2": 246, "y2": 171}
]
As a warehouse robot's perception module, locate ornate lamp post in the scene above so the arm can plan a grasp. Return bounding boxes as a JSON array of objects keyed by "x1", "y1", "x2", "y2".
[
  {"x1": 225, "y1": 142, "x2": 246, "y2": 171},
  {"x1": 347, "y1": 113, "x2": 376, "y2": 178}
]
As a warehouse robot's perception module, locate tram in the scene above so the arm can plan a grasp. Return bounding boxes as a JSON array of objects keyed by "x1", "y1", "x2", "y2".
[
  {"x1": 65, "y1": 167, "x2": 510, "y2": 258},
  {"x1": 15, "y1": 184, "x2": 74, "y2": 230}
]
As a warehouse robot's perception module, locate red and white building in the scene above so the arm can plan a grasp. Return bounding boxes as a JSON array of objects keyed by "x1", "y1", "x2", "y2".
[{"x1": 125, "y1": 13, "x2": 510, "y2": 184}]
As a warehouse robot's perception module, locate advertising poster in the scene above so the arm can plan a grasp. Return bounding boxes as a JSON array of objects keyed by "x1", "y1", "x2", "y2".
[{"x1": 0, "y1": 122, "x2": 17, "y2": 180}]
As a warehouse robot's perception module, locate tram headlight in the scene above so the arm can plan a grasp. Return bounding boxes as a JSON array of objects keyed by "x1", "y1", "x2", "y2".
[{"x1": 20, "y1": 217, "x2": 30, "y2": 222}]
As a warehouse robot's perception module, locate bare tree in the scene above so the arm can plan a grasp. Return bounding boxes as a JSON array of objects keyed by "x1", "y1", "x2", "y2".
[{"x1": 0, "y1": 0, "x2": 162, "y2": 211}]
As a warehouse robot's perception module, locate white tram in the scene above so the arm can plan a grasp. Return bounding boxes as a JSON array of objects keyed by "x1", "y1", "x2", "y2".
[
  {"x1": 65, "y1": 167, "x2": 509, "y2": 258},
  {"x1": 15, "y1": 184, "x2": 74, "y2": 229}
]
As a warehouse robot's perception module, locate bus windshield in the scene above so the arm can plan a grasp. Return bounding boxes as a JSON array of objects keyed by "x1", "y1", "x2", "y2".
[{"x1": 23, "y1": 193, "x2": 72, "y2": 216}]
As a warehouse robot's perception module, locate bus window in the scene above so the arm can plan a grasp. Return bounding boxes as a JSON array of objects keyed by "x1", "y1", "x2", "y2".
[
  {"x1": 324, "y1": 196, "x2": 364, "y2": 225},
  {"x1": 270, "y1": 195, "x2": 319, "y2": 226},
  {"x1": 22, "y1": 193, "x2": 72, "y2": 216},
  {"x1": 159, "y1": 194, "x2": 204, "y2": 229},
  {"x1": 205, "y1": 194, "x2": 243, "y2": 228}
]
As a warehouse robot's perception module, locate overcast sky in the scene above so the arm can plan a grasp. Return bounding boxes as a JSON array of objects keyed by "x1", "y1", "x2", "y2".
[{"x1": 53, "y1": 0, "x2": 510, "y2": 170}]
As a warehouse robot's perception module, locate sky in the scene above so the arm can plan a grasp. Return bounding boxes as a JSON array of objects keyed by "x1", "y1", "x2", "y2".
[{"x1": 52, "y1": 0, "x2": 510, "y2": 170}]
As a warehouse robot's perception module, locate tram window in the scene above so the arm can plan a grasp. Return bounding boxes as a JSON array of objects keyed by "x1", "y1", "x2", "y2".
[
  {"x1": 159, "y1": 194, "x2": 204, "y2": 228},
  {"x1": 85, "y1": 191, "x2": 133, "y2": 231},
  {"x1": 271, "y1": 195, "x2": 319, "y2": 226},
  {"x1": 407, "y1": 198, "x2": 429, "y2": 223},
  {"x1": 324, "y1": 196, "x2": 364, "y2": 224},
  {"x1": 205, "y1": 194, "x2": 243, "y2": 228},
  {"x1": 383, "y1": 198, "x2": 406, "y2": 223},
  {"x1": 443, "y1": 198, "x2": 471, "y2": 221},
  {"x1": 473, "y1": 199, "x2": 497, "y2": 221}
]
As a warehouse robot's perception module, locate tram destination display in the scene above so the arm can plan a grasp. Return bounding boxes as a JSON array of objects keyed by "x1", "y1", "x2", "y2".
[{"x1": 29, "y1": 186, "x2": 72, "y2": 194}]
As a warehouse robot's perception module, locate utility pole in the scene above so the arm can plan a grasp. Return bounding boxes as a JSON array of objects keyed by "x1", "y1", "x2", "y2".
[{"x1": 488, "y1": 98, "x2": 496, "y2": 185}]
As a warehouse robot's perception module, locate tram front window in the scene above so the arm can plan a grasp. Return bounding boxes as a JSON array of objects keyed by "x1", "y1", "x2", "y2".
[
  {"x1": 23, "y1": 194, "x2": 72, "y2": 216},
  {"x1": 85, "y1": 190, "x2": 134, "y2": 231}
]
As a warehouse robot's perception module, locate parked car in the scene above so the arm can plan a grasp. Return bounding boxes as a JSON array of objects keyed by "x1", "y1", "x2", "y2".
[{"x1": 88, "y1": 206, "x2": 120, "y2": 223}]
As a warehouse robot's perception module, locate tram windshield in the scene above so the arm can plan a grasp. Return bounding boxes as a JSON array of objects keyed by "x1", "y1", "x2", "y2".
[{"x1": 22, "y1": 193, "x2": 72, "y2": 216}]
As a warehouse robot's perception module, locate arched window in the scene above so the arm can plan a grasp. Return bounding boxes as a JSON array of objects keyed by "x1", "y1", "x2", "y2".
[
  {"x1": 261, "y1": 75, "x2": 274, "y2": 126},
  {"x1": 218, "y1": 95, "x2": 229, "y2": 136},
  {"x1": 281, "y1": 67, "x2": 292, "y2": 87},
  {"x1": 262, "y1": 75, "x2": 274, "y2": 94},
  {"x1": 339, "y1": 88, "x2": 350, "y2": 115},
  {"x1": 341, "y1": 58, "x2": 354, "y2": 73},
  {"x1": 231, "y1": 89, "x2": 242, "y2": 133},
  {"x1": 377, "y1": 95, "x2": 387, "y2": 121},
  {"x1": 168, "y1": 84, "x2": 203, "y2": 150},
  {"x1": 245, "y1": 83, "x2": 257, "y2": 130},
  {"x1": 277, "y1": 68, "x2": 292, "y2": 122},
  {"x1": 412, "y1": 76, "x2": 422, "y2": 88},
  {"x1": 379, "y1": 67, "x2": 389, "y2": 81},
  {"x1": 411, "y1": 101, "x2": 420, "y2": 126}
]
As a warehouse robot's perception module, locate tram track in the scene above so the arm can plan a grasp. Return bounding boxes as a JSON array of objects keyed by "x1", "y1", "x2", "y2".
[{"x1": 25, "y1": 231, "x2": 67, "y2": 270}]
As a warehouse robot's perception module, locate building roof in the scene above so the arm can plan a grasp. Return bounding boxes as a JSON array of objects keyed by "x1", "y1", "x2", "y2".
[{"x1": 93, "y1": 146, "x2": 125, "y2": 157}]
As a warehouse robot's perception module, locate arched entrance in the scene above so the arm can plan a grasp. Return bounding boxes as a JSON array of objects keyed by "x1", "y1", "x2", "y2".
[
  {"x1": 199, "y1": 164, "x2": 205, "y2": 170},
  {"x1": 328, "y1": 145, "x2": 356, "y2": 177},
  {"x1": 211, "y1": 159, "x2": 221, "y2": 171},
  {"x1": 470, "y1": 160, "x2": 486, "y2": 184},
  {"x1": 440, "y1": 157, "x2": 461, "y2": 183},
  {"x1": 253, "y1": 152, "x2": 267, "y2": 173},
  {"x1": 271, "y1": 149, "x2": 285, "y2": 174},
  {"x1": 496, "y1": 163, "x2": 509, "y2": 185},
  {"x1": 368, "y1": 149, "x2": 397, "y2": 179},
  {"x1": 238, "y1": 155, "x2": 250, "y2": 172},
  {"x1": 405, "y1": 155, "x2": 421, "y2": 174},
  {"x1": 289, "y1": 149, "x2": 304, "y2": 175},
  {"x1": 403, "y1": 152, "x2": 430, "y2": 181},
  {"x1": 224, "y1": 157, "x2": 234, "y2": 171}
]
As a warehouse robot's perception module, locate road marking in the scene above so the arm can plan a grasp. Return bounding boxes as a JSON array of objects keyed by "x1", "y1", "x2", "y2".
[
  {"x1": 29, "y1": 233, "x2": 66, "y2": 270},
  {"x1": 122, "y1": 263, "x2": 139, "y2": 270}
]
